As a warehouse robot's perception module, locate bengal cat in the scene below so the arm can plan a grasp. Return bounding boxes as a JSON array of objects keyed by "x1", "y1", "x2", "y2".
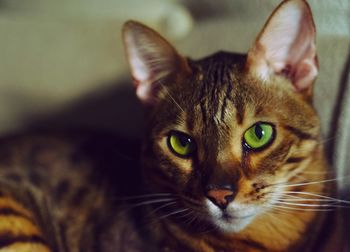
[{"x1": 0, "y1": 0, "x2": 342, "y2": 251}]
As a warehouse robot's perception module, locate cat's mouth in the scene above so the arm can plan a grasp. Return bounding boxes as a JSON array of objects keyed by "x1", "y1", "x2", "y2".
[
  {"x1": 205, "y1": 199, "x2": 260, "y2": 233},
  {"x1": 221, "y1": 212, "x2": 255, "y2": 221}
]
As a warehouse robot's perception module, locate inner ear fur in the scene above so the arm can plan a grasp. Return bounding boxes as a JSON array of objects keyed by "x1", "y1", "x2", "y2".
[
  {"x1": 122, "y1": 21, "x2": 190, "y2": 105},
  {"x1": 246, "y1": 0, "x2": 318, "y2": 97}
]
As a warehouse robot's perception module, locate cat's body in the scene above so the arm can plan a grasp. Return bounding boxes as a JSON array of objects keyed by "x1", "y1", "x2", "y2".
[
  {"x1": 0, "y1": 133, "x2": 150, "y2": 252},
  {"x1": 0, "y1": 0, "x2": 341, "y2": 251}
]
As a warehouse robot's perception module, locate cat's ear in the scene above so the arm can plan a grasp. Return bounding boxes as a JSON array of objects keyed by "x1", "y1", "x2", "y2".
[
  {"x1": 123, "y1": 21, "x2": 190, "y2": 104},
  {"x1": 246, "y1": 0, "x2": 318, "y2": 95}
]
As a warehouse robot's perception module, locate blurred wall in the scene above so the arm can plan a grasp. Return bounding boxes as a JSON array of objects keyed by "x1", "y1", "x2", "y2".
[
  {"x1": 0, "y1": 0, "x2": 348, "y2": 137},
  {"x1": 0, "y1": 0, "x2": 192, "y2": 136}
]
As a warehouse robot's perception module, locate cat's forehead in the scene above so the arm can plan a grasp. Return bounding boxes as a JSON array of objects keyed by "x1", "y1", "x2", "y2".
[
  {"x1": 187, "y1": 52, "x2": 247, "y2": 104},
  {"x1": 191, "y1": 52, "x2": 246, "y2": 80},
  {"x1": 183, "y1": 52, "x2": 259, "y2": 125}
]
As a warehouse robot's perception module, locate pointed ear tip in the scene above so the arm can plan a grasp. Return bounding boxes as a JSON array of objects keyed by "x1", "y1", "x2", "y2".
[
  {"x1": 298, "y1": 0, "x2": 313, "y2": 14},
  {"x1": 122, "y1": 21, "x2": 145, "y2": 47},
  {"x1": 270, "y1": 0, "x2": 316, "y2": 33},
  {"x1": 292, "y1": 0, "x2": 316, "y2": 31},
  {"x1": 283, "y1": 0, "x2": 307, "y2": 6},
  {"x1": 277, "y1": 0, "x2": 310, "y2": 13},
  {"x1": 123, "y1": 20, "x2": 137, "y2": 35},
  {"x1": 122, "y1": 20, "x2": 147, "y2": 36},
  {"x1": 287, "y1": 0, "x2": 313, "y2": 13},
  {"x1": 123, "y1": 20, "x2": 140, "y2": 29},
  {"x1": 122, "y1": 20, "x2": 160, "y2": 45}
]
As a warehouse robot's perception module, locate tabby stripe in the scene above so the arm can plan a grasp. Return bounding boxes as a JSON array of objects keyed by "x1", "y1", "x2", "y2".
[
  {"x1": 0, "y1": 198, "x2": 33, "y2": 218},
  {"x1": 0, "y1": 233, "x2": 47, "y2": 249},
  {"x1": 220, "y1": 77, "x2": 233, "y2": 121},
  {"x1": 286, "y1": 156, "x2": 307, "y2": 163},
  {"x1": 0, "y1": 207, "x2": 34, "y2": 222},
  {"x1": 216, "y1": 64, "x2": 228, "y2": 120},
  {"x1": 59, "y1": 223, "x2": 70, "y2": 252},
  {"x1": 199, "y1": 78, "x2": 208, "y2": 124},
  {"x1": 285, "y1": 174, "x2": 307, "y2": 192},
  {"x1": 283, "y1": 125, "x2": 316, "y2": 140},
  {"x1": 235, "y1": 101, "x2": 244, "y2": 125},
  {"x1": 232, "y1": 79, "x2": 244, "y2": 125},
  {"x1": 284, "y1": 164, "x2": 299, "y2": 172},
  {"x1": 261, "y1": 140, "x2": 293, "y2": 173},
  {"x1": 79, "y1": 212, "x2": 104, "y2": 252}
]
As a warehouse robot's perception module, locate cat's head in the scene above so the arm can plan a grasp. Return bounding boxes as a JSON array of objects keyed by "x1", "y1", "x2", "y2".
[{"x1": 123, "y1": 0, "x2": 320, "y2": 233}]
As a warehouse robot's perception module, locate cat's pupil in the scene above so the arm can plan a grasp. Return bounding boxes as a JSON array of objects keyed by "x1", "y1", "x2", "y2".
[
  {"x1": 179, "y1": 135, "x2": 190, "y2": 147},
  {"x1": 255, "y1": 124, "x2": 264, "y2": 139}
]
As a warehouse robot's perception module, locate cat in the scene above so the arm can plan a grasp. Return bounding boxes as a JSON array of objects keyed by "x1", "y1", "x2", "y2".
[
  {"x1": 122, "y1": 0, "x2": 337, "y2": 251},
  {"x1": 0, "y1": 0, "x2": 341, "y2": 251}
]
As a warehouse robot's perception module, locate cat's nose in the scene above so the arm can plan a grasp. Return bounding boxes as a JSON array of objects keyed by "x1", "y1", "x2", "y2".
[{"x1": 206, "y1": 187, "x2": 235, "y2": 209}]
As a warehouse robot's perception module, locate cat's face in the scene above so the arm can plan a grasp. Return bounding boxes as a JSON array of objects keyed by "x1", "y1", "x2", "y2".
[
  {"x1": 123, "y1": 0, "x2": 320, "y2": 233},
  {"x1": 140, "y1": 53, "x2": 320, "y2": 233}
]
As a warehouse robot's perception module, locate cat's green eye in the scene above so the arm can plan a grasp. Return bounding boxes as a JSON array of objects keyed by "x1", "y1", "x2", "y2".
[
  {"x1": 167, "y1": 131, "x2": 196, "y2": 158},
  {"x1": 243, "y1": 122, "x2": 275, "y2": 150}
]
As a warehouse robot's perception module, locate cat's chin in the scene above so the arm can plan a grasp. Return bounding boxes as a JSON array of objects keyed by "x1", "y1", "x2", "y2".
[{"x1": 205, "y1": 200, "x2": 260, "y2": 233}]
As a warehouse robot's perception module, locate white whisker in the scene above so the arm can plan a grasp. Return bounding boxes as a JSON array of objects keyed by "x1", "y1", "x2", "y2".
[
  {"x1": 177, "y1": 209, "x2": 194, "y2": 220},
  {"x1": 185, "y1": 212, "x2": 198, "y2": 226},
  {"x1": 301, "y1": 170, "x2": 335, "y2": 175},
  {"x1": 159, "y1": 80, "x2": 185, "y2": 113},
  {"x1": 115, "y1": 193, "x2": 173, "y2": 201},
  {"x1": 276, "y1": 176, "x2": 350, "y2": 188},
  {"x1": 272, "y1": 205, "x2": 335, "y2": 212},
  {"x1": 277, "y1": 193, "x2": 342, "y2": 202},
  {"x1": 277, "y1": 191, "x2": 350, "y2": 204},
  {"x1": 196, "y1": 226, "x2": 217, "y2": 235},
  {"x1": 278, "y1": 197, "x2": 340, "y2": 203},
  {"x1": 275, "y1": 200, "x2": 339, "y2": 208},
  {"x1": 317, "y1": 136, "x2": 336, "y2": 145},
  {"x1": 148, "y1": 201, "x2": 178, "y2": 216},
  {"x1": 124, "y1": 198, "x2": 175, "y2": 209},
  {"x1": 157, "y1": 208, "x2": 190, "y2": 220}
]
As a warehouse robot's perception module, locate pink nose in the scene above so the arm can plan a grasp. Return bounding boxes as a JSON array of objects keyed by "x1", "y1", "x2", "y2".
[{"x1": 206, "y1": 189, "x2": 234, "y2": 209}]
